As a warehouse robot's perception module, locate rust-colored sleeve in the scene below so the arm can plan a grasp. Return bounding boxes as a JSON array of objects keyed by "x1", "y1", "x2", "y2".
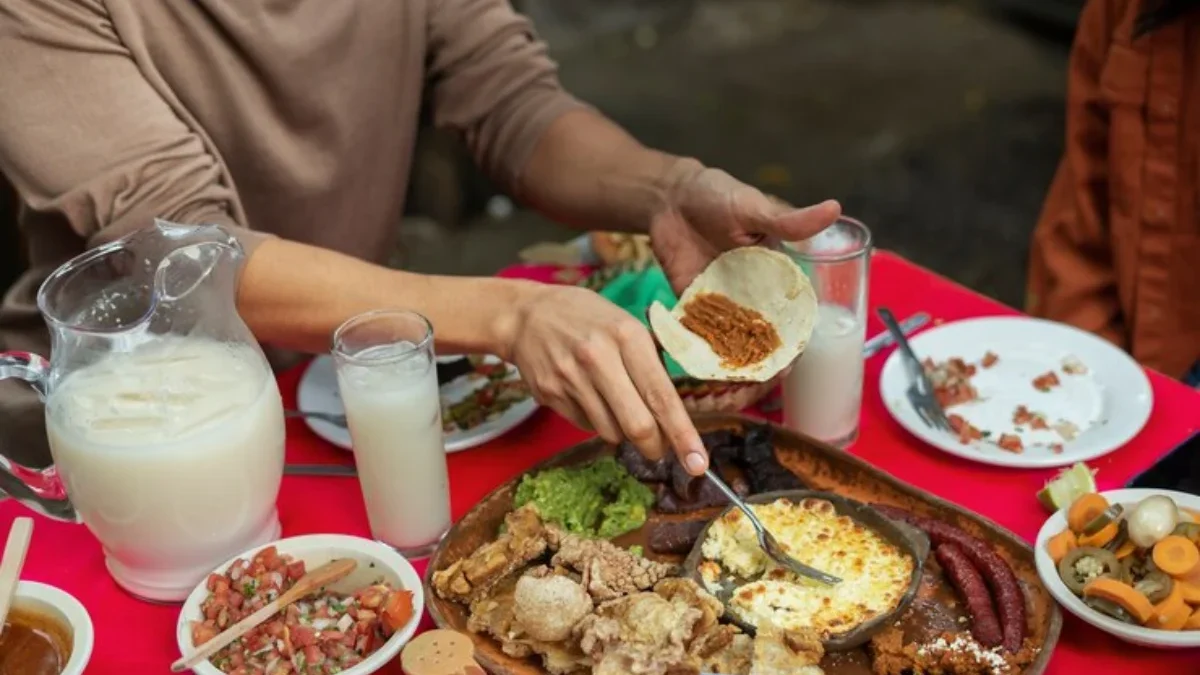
[
  {"x1": 1026, "y1": 0, "x2": 1125, "y2": 348},
  {"x1": 0, "y1": 0, "x2": 266, "y2": 252},
  {"x1": 425, "y1": 0, "x2": 589, "y2": 193}
]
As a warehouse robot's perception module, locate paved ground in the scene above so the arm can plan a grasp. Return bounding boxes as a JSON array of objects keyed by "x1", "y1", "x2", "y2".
[{"x1": 397, "y1": 0, "x2": 1071, "y2": 309}]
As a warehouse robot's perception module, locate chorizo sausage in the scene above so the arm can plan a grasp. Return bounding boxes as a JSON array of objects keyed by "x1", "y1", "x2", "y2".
[
  {"x1": 935, "y1": 543, "x2": 1004, "y2": 647},
  {"x1": 873, "y1": 504, "x2": 1026, "y2": 652}
]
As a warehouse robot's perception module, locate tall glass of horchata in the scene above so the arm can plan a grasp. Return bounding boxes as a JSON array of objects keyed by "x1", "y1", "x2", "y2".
[
  {"x1": 333, "y1": 310, "x2": 451, "y2": 559},
  {"x1": 781, "y1": 217, "x2": 873, "y2": 448}
]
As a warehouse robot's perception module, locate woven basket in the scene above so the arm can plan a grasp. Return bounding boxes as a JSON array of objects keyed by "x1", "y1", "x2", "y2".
[{"x1": 673, "y1": 376, "x2": 778, "y2": 414}]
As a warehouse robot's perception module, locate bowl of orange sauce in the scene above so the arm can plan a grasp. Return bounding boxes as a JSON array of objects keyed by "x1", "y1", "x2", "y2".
[{"x1": 0, "y1": 581, "x2": 93, "y2": 675}]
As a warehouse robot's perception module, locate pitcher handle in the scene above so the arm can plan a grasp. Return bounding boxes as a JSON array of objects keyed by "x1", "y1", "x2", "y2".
[{"x1": 0, "y1": 351, "x2": 79, "y2": 522}]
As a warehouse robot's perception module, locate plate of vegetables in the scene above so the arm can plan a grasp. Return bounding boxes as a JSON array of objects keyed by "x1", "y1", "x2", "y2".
[{"x1": 1035, "y1": 488, "x2": 1200, "y2": 648}]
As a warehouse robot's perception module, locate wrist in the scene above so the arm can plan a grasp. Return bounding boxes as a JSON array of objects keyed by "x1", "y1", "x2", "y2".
[
  {"x1": 634, "y1": 155, "x2": 704, "y2": 230},
  {"x1": 480, "y1": 278, "x2": 545, "y2": 361}
]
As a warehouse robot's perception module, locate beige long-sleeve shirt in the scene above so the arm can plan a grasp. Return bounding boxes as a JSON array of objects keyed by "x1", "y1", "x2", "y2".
[{"x1": 0, "y1": 0, "x2": 583, "y2": 466}]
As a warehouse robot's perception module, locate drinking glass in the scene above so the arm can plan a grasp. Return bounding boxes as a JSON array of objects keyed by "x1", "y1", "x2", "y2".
[
  {"x1": 781, "y1": 217, "x2": 873, "y2": 448},
  {"x1": 333, "y1": 310, "x2": 450, "y2": 558}
]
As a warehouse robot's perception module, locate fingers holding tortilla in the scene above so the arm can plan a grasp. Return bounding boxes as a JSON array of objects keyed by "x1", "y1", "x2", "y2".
[{"x1": 648, "y1": 246, "x2": 817, "y2": 383}]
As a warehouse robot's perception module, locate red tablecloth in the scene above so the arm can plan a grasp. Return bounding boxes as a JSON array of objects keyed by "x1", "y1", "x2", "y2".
[{"x1": 3, "y1": 250, "x2": 1198, "y2": 674}]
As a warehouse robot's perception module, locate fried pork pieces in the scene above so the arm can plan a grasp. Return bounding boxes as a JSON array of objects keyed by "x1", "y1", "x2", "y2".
[{"x1": 433, "y1": 505, "x2": 824, "y2": 675}]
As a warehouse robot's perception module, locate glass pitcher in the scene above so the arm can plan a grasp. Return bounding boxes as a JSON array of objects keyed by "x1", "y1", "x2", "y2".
[{"x1": 0, "y1": 221, "x2": 285, "y2": 602}]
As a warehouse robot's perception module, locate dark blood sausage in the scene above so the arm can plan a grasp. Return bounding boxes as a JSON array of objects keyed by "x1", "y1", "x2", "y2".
[
  {"x1": 713, "y1": 455, "x2": 751, "y2": 498},
  {"x1": 617, "y1": 442, "x2": 670, "y2": 482},
  {"x1": 738, "y1": 425, "x2": 776, "y2": 464},
  {"x1": 671, "y1": 461, "x2": 699, "y2": 501},
  {"x1": 648, "y1": 520, "x2": 708, "y2": 555},
  {"x1": 873, "y1": 504, "x2": 1026, "y2": 652},
  {"x1": 744, "y1": 461, "x2": 805, "y2": 494},
  {"x1": 934, "y1": 543, "x2": 1004, "y2": 648},
  {"x1": 655, "y1": 483, "x2": 731, "y2": 513}
]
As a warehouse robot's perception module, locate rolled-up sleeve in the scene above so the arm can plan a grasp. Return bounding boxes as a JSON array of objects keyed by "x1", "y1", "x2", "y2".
[
  {"x1": 0, "y1": 0, "x2": 266, "y2": 252},
  {"x1": 425, "y1": 0, "x2": 588, "y2": 192}
]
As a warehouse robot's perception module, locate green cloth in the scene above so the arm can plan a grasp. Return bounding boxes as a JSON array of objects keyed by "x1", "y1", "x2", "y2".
[{"x1": 597, "y1": 265, "x2": 688, "y2": 378}]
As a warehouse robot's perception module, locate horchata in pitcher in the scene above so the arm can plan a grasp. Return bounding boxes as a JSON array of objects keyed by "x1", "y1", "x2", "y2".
[{"x1": 0, "y1": 221, "x2": 285, "y2": 602}]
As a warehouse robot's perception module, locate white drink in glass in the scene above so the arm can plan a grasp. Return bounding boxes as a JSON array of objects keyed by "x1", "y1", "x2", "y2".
[
  {"x1": 783, "y1": 303, "x2": 866, "y2": 446},
  {"x1": 45, "y1": 336, "x2": 285, "y2": 601},
  {"x1": 336, "y1": 342, "x2": 450, "y2": 557}
]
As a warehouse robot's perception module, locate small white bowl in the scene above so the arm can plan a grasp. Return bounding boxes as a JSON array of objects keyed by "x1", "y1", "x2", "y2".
[
  {"x1": 176, "y1": 534, "x2": 424, "y2": 674},
  {"x1": 11, "y1": 581, "x2": 94, "y2": 675},
  {"x1": 1034, "y1": 488, "x2": 1200, "y2": 649}
]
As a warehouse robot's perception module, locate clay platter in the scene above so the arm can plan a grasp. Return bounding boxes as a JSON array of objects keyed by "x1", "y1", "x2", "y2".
[{"x1": 424, "y1": 414, "x2": 1062, "y2": 675}]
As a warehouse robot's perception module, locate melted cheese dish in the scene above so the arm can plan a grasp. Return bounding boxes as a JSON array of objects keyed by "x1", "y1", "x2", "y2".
[{"x1": 699, "y1": 497, "x2": 913, "y2": 637}]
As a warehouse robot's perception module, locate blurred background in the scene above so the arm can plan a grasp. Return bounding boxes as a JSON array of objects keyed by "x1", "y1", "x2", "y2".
[
  {"x1": 0, "y1": 0, "x2": 1082, "y2": 307},
  {"x1": 398, "y1": 0, "x2": 1082, "y2": 309}
]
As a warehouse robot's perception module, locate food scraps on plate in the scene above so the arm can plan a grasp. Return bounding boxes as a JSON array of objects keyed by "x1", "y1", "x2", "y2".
[
  {"x1": 1045, "y1": 492, "x2": 1200, "y2": 631},
  {"x1": 924, "y1": 351, "x2": 1096, "y2": 455},
  {"x1": 189, "y1": 546, "x2": 414, "y2": 675},
  {"x1": 442, "y1": 356, "x2": 531, "y2": 433}
]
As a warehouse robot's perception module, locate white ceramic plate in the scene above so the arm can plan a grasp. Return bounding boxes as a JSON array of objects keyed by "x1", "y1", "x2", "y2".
[
  {"x1": 879, "y1": 316, "x2": 1153, "y2": 468},
  {"x1": 297, "y1": 354, "x2": 539, "y2": 453},
  {"x1": 1034, "y1": 488, "x2": 1200, "y2": 648},
  {"x1": 176, "y1": 534, "x2": 424, "y2": 674}
]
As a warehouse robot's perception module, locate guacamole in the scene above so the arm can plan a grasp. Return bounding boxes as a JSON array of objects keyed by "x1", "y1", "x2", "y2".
[{"x1": 513, "y1": 457, "x2": 655, "y2": 538}]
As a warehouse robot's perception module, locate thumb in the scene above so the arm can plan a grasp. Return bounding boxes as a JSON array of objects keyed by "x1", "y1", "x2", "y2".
[{"x1": 736, "y1": 193, "x2": 843, "y2": 243}]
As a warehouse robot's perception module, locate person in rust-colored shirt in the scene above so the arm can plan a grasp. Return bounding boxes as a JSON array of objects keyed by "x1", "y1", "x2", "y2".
[
  {"x1": 0, "y1": 1, "x2": 841, "y2": 474},
  {"x1": 1028, "y1": 0, "x2": 1200, "y2": 385}
]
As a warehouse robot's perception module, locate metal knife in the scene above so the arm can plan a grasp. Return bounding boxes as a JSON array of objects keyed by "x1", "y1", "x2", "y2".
[
  {"x1": 284, "y1": 464, "x2": 358, "y2": 477},
  {"x1": 862, "y1": 312, "x2": 930, "y2": 358}
]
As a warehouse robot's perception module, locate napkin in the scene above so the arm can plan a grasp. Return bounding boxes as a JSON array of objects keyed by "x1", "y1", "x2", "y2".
[{"x1": 596, "y1": 265, "x2": 688, "y2": 379}]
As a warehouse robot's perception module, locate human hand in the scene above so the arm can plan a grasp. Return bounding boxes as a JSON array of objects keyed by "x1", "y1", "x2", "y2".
[
  {"x1": 651, "y1": 160, "x2": 842, "y2": 293},
  {"x1": 498, "y1": 284, "x2": 708, "y2": 474}
]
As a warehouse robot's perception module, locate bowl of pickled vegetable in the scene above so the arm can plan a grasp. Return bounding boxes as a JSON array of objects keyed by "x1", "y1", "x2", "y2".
[{"x1": 1035, "y1": 488, "x2": 1200, "y2": 648}]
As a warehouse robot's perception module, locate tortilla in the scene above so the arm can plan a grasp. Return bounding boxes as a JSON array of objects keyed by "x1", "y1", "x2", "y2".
[{"x1": 648, "y1": 247, "x2": 816, "y2": 382}]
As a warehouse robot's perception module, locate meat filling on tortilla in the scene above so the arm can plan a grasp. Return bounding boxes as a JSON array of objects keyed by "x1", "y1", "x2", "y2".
[{"x1": 678, "y1": 292, "x2": 783, "y2": 369}]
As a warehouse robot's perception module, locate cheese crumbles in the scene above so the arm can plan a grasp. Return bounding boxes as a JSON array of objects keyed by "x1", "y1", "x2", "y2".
[{"x1": 699, "y1": 497, "x2": 913, "y2": 637}]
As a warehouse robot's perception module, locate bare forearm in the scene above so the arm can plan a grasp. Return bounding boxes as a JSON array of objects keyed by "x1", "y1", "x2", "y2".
[
  {"x1": 236, "y1": 238, "x2": 532, "y2": 356},
  {"x1": 516, "y1": 109, "x2": 703, "y2": 233}
]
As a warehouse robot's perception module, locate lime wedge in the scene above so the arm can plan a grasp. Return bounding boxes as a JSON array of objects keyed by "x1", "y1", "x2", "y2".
[{"x1": 1037, "y1": 462, "x2": 1098, "y2": 513}]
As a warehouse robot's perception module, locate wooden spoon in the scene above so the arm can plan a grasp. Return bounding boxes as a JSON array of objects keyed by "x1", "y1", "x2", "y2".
[
  {"x1": 171, "y1": 558, "x2": 358, "y2": 673},
  {"x1": 400, "y1": 630, "x2": 485, "y2": 675},
  {"x1": 0, "y1": 517, "x2": 33, "y2": 637}
]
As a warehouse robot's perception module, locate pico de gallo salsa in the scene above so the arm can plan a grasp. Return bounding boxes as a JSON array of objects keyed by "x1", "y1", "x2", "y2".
[{"x1": 189, "y1": 546, "x2": 414, "y2": 675}]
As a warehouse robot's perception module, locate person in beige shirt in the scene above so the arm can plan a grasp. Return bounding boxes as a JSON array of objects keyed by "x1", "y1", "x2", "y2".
[{"x1": 0, "y1": 0, "x2": 839, "y2": 476}]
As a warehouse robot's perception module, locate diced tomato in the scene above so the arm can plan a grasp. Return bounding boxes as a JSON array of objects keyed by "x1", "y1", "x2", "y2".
[
  {"x1": 380, "y1": 590, "x2": 414, "y2": 636},
  {"x1": 192, "y1": 622, "x2": 219, "y2": 646},
  {"x1": 303, "y1": 645, "x2": 325, "y2": 666},
  {"x1": 1032, "y1": 371, "x2": 1061, "y2": 392},
  {"x1": 286, "y1": 561, "x2": 306, "y2": 580},
  {"x1": 997, "y1": 433, "x2": 1024, "y2": 453},
  {"x1": 356, "y1": 586, "x2": 385, "y2": 609},
  {"x1": 291, "y1": 625, "x2": 317, "y2": 648}
]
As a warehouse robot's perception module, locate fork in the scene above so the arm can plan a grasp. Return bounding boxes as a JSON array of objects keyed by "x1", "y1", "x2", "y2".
[
  {"x1": 877, "y1": 308, "x2": 952, "y2": 433},
  {"x1": 703, "y1": 469, "x2": 842, "y2": 585}
]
